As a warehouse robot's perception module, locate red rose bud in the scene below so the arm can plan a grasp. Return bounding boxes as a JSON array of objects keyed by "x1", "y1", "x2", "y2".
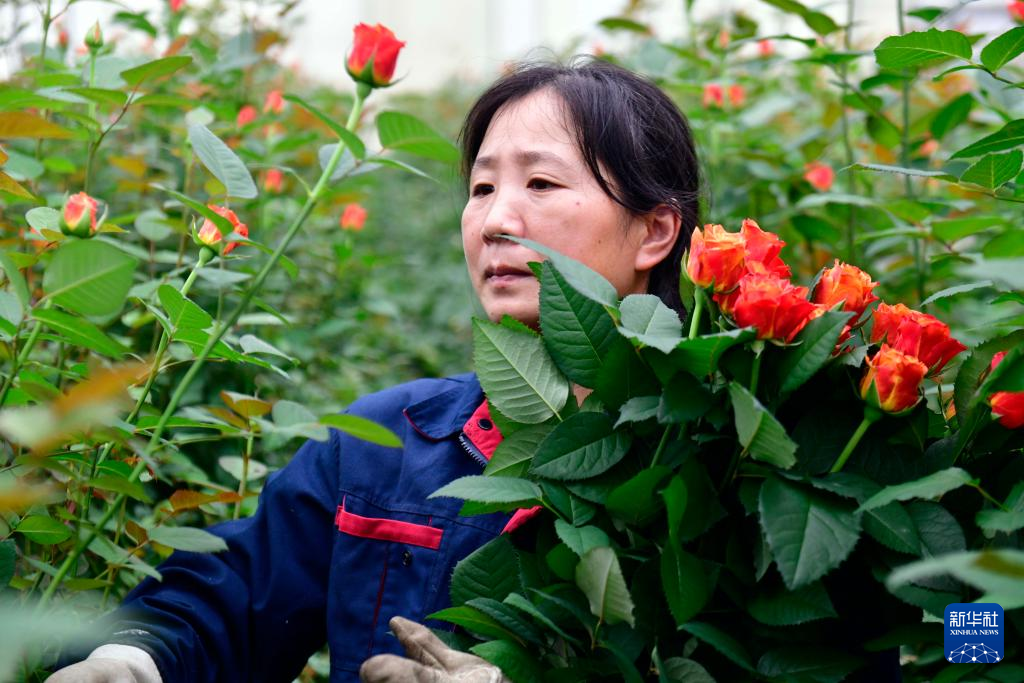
[
  {"x1": 84, "y1": 21, "x2": 103, "y2": 50},
  {"x1": 860, "y1": 344, "x2": 928, "y2": 414},
  {"x1": 236, "y1": 105, "x2": 257, "y2": 128},
  {"x1": 702, "y1": 83, "x2": 724, "y2": 108},
  {"x1": 346, "y1": 23, "x2": 405, "y2": 88},
  {"x1": 757, "y1": 39, "x2": 774, "y2": 57},
  {"x1": 732, "y1": 274, "x2": 819, "y2": 343},
  {"x1": 264, "y1": 168, "x2": 284, "y2": 193},
  {"x1": 988, "y1": 351, "x2": 1024, "y2": 429},
  {"x1": 263, "y1": 89, "x2": 284, "y2": 114},
  {"x1": 813, "y1": 259, "x2": 879, "y2": 324},
  {"x1": 727, "y1": 84, "x2": 745, "y2": 108},
  {"x1": 804, "y1": 162, "x2": 834, "y2": 191},
  {"x1": 870, "y1": 303, "x2": 966, "y2": 376},
  {"x1": 170, "y1": 0, "x2": 185, "y2": 11},
  {"x1": 60, "y1": 192, "x2": 100, "y2": 237},
  {"x1": 741, "y1": 218, "x2": 790, "y2": 279},
  {"x1": 1011, "y1": 1, "x2": 1024, "y2": 23},
  {"x1": 196, "y1": 205, "x2": 249, "y2": 255},
  {"x1": 340, "y1": 203, "x2": 367, "y2": 231},
  {"x1": 686, "y1": 223, "x2": 746, "y2": 292}
]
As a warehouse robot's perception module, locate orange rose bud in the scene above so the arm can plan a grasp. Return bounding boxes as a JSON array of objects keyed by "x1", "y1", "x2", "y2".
[
  {"x1": 1011, "y1": 1, "x2": 1024, "y2": 23},
  {"x1": 804, "y1": 161, "x2": 834, "y2": 191},
  {"x1": 264, "y1": 168, "x2": 284, "y2": 193},
  {"x1": 236, "y1": 105, "x2": 257, "y2": 128},
  {"x1": 813, "y1": 260, "x2": 879, "y2": 323},
  {"x1": 84, "y1": 21, "x2": 103, "y2": 51},
  {"x1": 263, "y1": 89, "x2": 284, "y2": 114},
  {"x1": 860, "y1": 344, "x2": 928, "y2": 414},
  {"x1": 741, "y1": 218, "x2": 790, "y2": 279},
  {"x1": 732, "y1": 274, "x2": 819, "y2": 343},
  {"x1": 757, "y1": 39, "x2": 774, "y2": 57},
  {"x1": 60, "y1": 192, "x2": 100, "y2": 238},
  {"x1": 340, "y1": 203, "x2": 367, "y2": 231},
  {"x1": 346, "y1": 23, "x2": 405, "y2": 88},
  {"x1": 727, "y1": 84, "x2": 745, "y2": 108},
  {"x1": 702, "y1": 83, "x2": 724, "y2": 108},
  {"x1": 170, "y1": 0, "x2": 185, "y2": 11},
  {"x1": 686, "y1": 223, "x2": 746, "y2": 292},
  {"x1": 988, "y1": 351, "x2": 1024, "y2": 429},
  {"x1": 196, "y1": 205, "x2": 248, "y2": 255},
  {"x1": 870, "y1": 303, "x2": 966, "y2": 375}
]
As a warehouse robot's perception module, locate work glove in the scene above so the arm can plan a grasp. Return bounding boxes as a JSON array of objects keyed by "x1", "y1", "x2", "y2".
[
  {"x1": 360, "y1": 616, "x2": 511, "y2": 683},
  {"x1": 47, "y1": 644, "x2": 162, "y2": 683}
]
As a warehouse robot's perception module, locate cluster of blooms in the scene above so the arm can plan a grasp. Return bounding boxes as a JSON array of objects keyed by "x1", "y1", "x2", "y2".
[
  {"x1": 702, "y1": 83, "x2": 745, "y2": 109},
  {"x1": 685, "y1": 220, "x2": 1018, "y2": 428}
]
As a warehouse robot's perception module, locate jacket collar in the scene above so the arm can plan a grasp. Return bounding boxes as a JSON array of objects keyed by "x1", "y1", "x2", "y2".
[{"x1": 403, "y1": 373, "x2": 483, "y2": 441}]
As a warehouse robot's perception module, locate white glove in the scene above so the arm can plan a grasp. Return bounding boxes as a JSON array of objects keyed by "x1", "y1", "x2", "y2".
[
  {"x1": 360, "y1": 616, "x2": 511, "y2": 683},
  {"x1": 48, "y1": 644, "x2": 163, "y2": 683}
]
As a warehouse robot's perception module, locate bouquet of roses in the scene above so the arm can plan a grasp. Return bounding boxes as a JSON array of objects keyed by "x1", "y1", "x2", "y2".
[{"x1": 431, "y1": 220, "x2": 1024, "y2": 682}]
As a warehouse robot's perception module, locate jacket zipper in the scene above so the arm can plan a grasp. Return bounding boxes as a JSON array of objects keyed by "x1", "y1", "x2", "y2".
[{"x1": 458, "y1": 432, "x2": 488, "y2": 468}]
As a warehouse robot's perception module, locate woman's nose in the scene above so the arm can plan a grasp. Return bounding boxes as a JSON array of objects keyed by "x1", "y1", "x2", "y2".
[{"x1": 480, "y1": 188, "x2": 525, "y2": 242}]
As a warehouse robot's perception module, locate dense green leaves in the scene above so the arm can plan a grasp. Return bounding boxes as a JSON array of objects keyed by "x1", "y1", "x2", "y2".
[
  {"x1": 450, "y1": 536, "x2": 522, "y2": 606},
  {"x1": 42, "y1": 240, "x2": 137, "y2": 318},
  {"x1": 661, "y1": 545, "x2": 711, "y2": 626},
  {"x1": 484, "y1": 424, "x2": 552, "y2": 478},
  {"x1": 575, "y1": 546, "x2": 635, "y2": 627}
]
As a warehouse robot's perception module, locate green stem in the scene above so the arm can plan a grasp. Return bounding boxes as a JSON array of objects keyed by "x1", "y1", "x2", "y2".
[
  {"x1": 750, "y1": 346, "x2": 763, "y2": 397},
  {"x1": 38, "y1": 87, "x2": 371, "y2": 608},
  {"x1": 688, "y1": 289, "x2": 705, "y2": 339},
  {"x1": 233, "y1": 429, "x2": 255, "y2": 520},
  {"x1": 896, "y1": 0, "x2": 926, "y2": 304},
  {"x1": 0, "y1": 300, "x2": 53, "y2": 406},
  {"x1": 37, "y1": 0, "x2": 53, "y2": 70},
  {"x1": 840, "y1": 0, "x2": 857, "y2": 263},
  {"x1": 650, "y1": 425, "x2": 673, "y2": 468},
  {"x1": 971, "y1": 483, "x2": 1009, "y2": 512},
  {"x1": 84, "y1": 52, "x2": 98, "y2": 194},
  {"x1": 830, "y1": 409, "x2": 879, "y2": 473}
]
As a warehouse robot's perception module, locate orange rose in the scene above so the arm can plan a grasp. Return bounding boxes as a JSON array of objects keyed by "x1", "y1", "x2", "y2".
[
  {"x1": 686, "y1": 223, "x2": 746, "y2": 292},
  {"x1": 988, "y1": 352, "x2": 1024, "y2": 429},
  {"x1": 197, "y1": 205, "x2": 248, "y2": 255},
  {"x1": 728, "y1": 84, "x2": 745, "y2": 108},
  {"x1": 804, "y1": 162, "x2": 834, "y2": 191},
  {"x1": 263, "y1": 89, "x2": 284, "y2": 114},
  {"x1": 860, "y1": 344, "x2": 928, "y2": 414},
  {"x1": 1011, "y1": 1, "x2": 1024, "y2": 23},
  {"x1": 346, "y1": 23, "x2": 405, "y2": 88},
  {"x1": 264, "y1": 168, "x2": 284, "y2": 194},
  {"x1": 236, "y1": 105, "x2": 257, "y2": 128},
  {"x1": 870, "y1": 303, "x2": 966, "y2": 376},
  {"x1": 813, "y1": 260, "x2": 879, "y2": 324},
  {"x1": 702, "y1": 83, "x2": 724, "y2": 108},
  {"x1": 741, "y1": 218, "x2": 790, "y2": 279},
  {"x1": 340, "y1": 203, "x2": 367, "y2": 231},
  {"x1": 732, "y1": 274, "x2": 820, "y2": 343}
]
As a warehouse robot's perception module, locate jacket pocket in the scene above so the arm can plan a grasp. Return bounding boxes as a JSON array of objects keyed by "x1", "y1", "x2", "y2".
[{"x1": 335, "y1": 498, "x2": 443, "y2": 550}]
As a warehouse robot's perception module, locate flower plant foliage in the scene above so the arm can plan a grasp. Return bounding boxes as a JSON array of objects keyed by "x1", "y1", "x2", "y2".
[{"x1": 0, "y1": 0, "x2": 1023, "y2": 681}]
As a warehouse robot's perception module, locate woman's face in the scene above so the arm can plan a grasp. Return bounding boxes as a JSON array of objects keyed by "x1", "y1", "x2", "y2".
[{"x1": 461, "y1": 89, "x2": 651, "y2": 329}]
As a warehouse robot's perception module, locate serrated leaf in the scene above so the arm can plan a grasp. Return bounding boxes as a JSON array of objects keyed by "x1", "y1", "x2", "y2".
[
  {"x1": 120, "y1": 55, "x2": 192, "y2": 87},
  {"x1": 679, "y1": 622, "x2": 754, "y2": 671},
  {"x1": 146, "y1": 525, "x2": 228, "y2": 553},
  {"x1": 465, "y1": 597, "x2": 545, "y2": 646},
  {"x1": 874, "y1": 29, "x2": 972, "y2": 69},
  {"x1": 670, "y1": 328, "x2": 757, "y2": 377},
  {"x1": 428, "y1": 606, "x2": 519, "y2": 641},
  {"x1": 473, "y1": 317, "x2": 569, "y2": 424},
  {"x1": 15, "y1": 516, "x2": 71, "y2": 545},
  {"x1": 320, "y1": 414, "x2": 401, "y2": 448},
  {"x1": 748, "y1": 581, "x2": 837, "y2": 625},
  {"x1": 188, "y1": 123, "x2": 257, "y2": 199},
  {"x1": 863, "y1": 502, "x2": 922, "y2": 555},
  {"x1": 776, "y1": 311, "x2": 853, "y2": 396},
  {"x1": 376, "y1": 111, "x2": 459, "y2": 163},
  {"x1": 450, "y1": 536, "x2": 522, "y2": 605},
  {"x1": 554, "y1": 519, "x2": 610, "y2": 557},
  {"x1": 980, "y1": 26, "x2": 1024, "y2": 72},
  {"x1": 759, "y1": 476, "x2": 860, "y2": 589},
  {"x1": 729, "y1": 383, "x2": 797, "y2": 469},
  {"x1": 959, "y1": 150, "x2": 1022, "y2": 190},
  {"x1": 504, "y1": 236, "x2": 619, "y2": 308},
  {"x1": 920, "y1": 281, "x2": 992, "y2": 307},
  {"x1": 951, "y1": 119, "x2": 1024, "y2": 159},
  {"x1": 32, "y1": 309, "x2": 125, "y2": 358},
  {"x1": 42, "y1": 240, "x2": 137, "y2": 318},
  {"x1": 530, "y1": 412, "x2": 631, "y2": 480},
  {"x1": 484, "y1": 424, "x2": 552, "y2": 478},
  {"x1": 615, "y1": 396, "x2": 660, "y2": 428},
  {"x1": 576, "y1": 546, "x2": 635, "y2": 627},
  {"x1": 430, "y1": 475, "x2": 542, "y2": 506},
  {"x1": 858, "y1": 468, "x2": 973, "y2": 511},
  {"x1": 158, "y1": 284, "x2": 212, "y2": 332},
  {"x1": 661, "y1": 544, "x2": 711, "y2": 626},
  {"x1": 617, "y1": 294, "x2": 682, "y2": 353}
]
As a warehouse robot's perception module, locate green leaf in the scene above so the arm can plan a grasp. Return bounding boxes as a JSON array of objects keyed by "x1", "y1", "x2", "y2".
[
  {"x1": 554, "y1": 519, "x2": 611, "y2": 557},
  {"x1": 757, "y1": 647, "x2": 863, "y2": 683},
  {"x1": 473, "y1": 317, "x2": 570, "y2": 424},
  {"x1": 863, "y1": 502, "x2": 922, "y2": 555},
  {"x1": 617, "y1": 294, "x2": 682, "y2": 353},
  {"x1": 530, "y1": 412, "x2": 632, "y2": 480},
  {"x1": 15, "y1": 515, "x2": 71, "y2": 545},
  {"x1": 931, "y1": 215, "x2": 1003, "y2": 241},
  {"x1": 120, "y1": 56, "x2": 192, "y2": 87},
  {"x1": 847, "y1": 162, "x2": 955, "y2": 181},
  {"x1": 430, "y1": 475, "x2": 542, "y2": 506},
  {"x1": 484, "y1": 424, "x2": 552, "y2": 478},
  {"x1": 759, "y1": 0, "x2": 838, "y2": 35},
  {"x1": 61, "y1": 87, "x2": 128, "y2": 108},
  {"x1": 930, "y1": 93, "x2": 973, "y2": 140},
  {"x1": 0, "y1": 539, "x2": 15, "y2": 587},
  {"x1": 282, "y1": 94, "x2": 365, "y2": 159},
  {"x1": 470, "y1": 639, "x2": 545, "y2": 683},
  {"x1": 980, "y1": 26, "x2": 1024, "y2": 72},
  {"x1": 503, "y1": 593, "x2": 583, "y2": 646},
  {"x1": 670, "y1": 328, "x2": 756, "y2": 377},
  {"x1": 538, "y1": 261, "x2": 619, "y2": 387},
  {"x1": 920, "y1": 281, "x2": 992, "y2": 307},
  {"x1": 32, "y1": 309, "x2": 126, "y2": 358},
  {"x1": 0, "y1": 252, "x2": 29, "y2": 309},
  {"x1": 465, "y1": 598, "x2": 545, "y2": 646},
  {"x1": 606, "y1": 466, "x2": 671, "y2": 526},
  {"x1": 157, "y1": 284, "x2": 212, "y2": 332},
  {"x1": 319, "y1": 414, "x2": 401, "y2": 448},
  {"x1": 886, "y1": 549, "x2": 1024, "y2": 609},
  {"x1": 759, "y1": 476, "x2": 860, "y2": 589},
  {"x1": 951, "y1": 119, "x2": 1024, "y2": 159},
  {"x1": 679, "y1": 622, "x2": 755, "y2": 672},
  {"x1": 504, "y1": 236, "x2": 619, "y2": 308},
  {"x1": 977, "y1": 509, "x2": 1024, "y2": 534},
  {"x1": 598, "y1": 17, "x2": 652, "y2": 34},
  {"x1": 748, "y1": 581, "x2": 837, "y2": 625},
  {"x1": 729, "y1": 383, "x2": 798, "y2": 469},
  {"x1": 147, "y1": 525, "x2": 228, "y2": 553},
  {"x1": 89, "y1": 474, "x2": 151, "y2": 503},
  {"x1": 858, "y1": 468, "x2": 974, "y2": 512},
  {"x1": 776, "y1": 311, "x2": 853, "y2": 396},
  {"x1": 662, "y1": 475, "x2": 688, "y2": 546},
  {"x1": 614, "y1": 396, "x2": 660, "y2": 428},
  {"x1": 575, "y1": 546, "x2": 635, "y2": 627},
  {"x1": 427, "y1": 606, "x2": 519, "y2": 641},
  {"x1": 661, "y1": 544, "x2": 711, "y2": 626},
  {"x1": 873, "y1": 29, "x2": 972, "y2": 69},
  {"x1": 959, "y1": 150, "x2": 1023, "y2": 190},
  {"x1": 376, "y1": 111, "x2": 459, "y2": 163},
  {"x1": 450, "y1": 536, "x2": 522, "y2": 605},
  {"x1": 188, "y1": 123, "x2": 258, "y2": 199},
  {"x1": 661, "y1": 658, "x2": 715, "y2": 683},
  {"x1": 42, "y1": 240, "x2": 137, "y2": 318}
]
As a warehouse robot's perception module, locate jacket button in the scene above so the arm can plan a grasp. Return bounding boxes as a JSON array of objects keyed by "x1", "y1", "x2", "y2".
[
  {"x1": 402, "y1": 550, "x2": 413, "y2": 566},
  {"x1": 477, "y1": 418, "x2": 493, "y2": 431}
]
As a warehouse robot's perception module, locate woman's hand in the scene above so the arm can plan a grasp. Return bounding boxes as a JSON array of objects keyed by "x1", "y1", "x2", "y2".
[
  {"x1": 47, "y1": 659, "x2": 140, "y2": 683},
  {"x1": 359, "y1": 616, "x2": 510, "y2": 683}
]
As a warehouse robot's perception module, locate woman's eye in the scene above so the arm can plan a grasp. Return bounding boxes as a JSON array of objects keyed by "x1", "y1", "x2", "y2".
[
  {"x1": 528, "y1": 178, "x2": 556, "y2": 191},
  {"x1": 471, "y1": 183, "x2": 494, "y2": 196}
]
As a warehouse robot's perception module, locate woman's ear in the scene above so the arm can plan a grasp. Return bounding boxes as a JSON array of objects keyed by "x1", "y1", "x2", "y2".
[{"x1": 634, "y1": 204, "x2": 682, "y2": 273}]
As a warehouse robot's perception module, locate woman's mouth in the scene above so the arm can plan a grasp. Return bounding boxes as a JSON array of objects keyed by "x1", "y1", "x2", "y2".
[{"x1": 485, "y1": 265, "x2": 533, "y2": 285}]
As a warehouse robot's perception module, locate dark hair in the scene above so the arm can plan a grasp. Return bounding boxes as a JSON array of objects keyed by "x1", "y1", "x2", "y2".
[{"x1": 459, "y1": 58, "x2": 702, "y2": 317}]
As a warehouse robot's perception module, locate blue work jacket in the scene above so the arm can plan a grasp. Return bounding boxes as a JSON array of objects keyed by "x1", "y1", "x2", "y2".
[{"x1": 108, "y1": 373, "x2": 508, "y2": 683}]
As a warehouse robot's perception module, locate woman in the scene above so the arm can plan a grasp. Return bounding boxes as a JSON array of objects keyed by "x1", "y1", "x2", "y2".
[{"x1": 48, "y1": 58, "x2": 700, "y2": 683}]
